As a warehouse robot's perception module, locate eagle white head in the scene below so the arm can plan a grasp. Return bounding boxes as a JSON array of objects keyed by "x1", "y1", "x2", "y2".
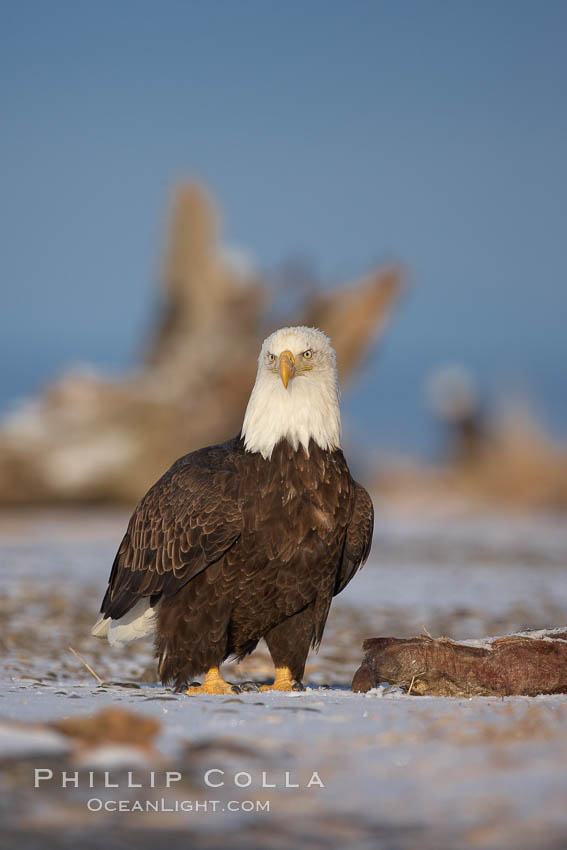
[{"x1": 242, "y1": 326, "x2": 341, "y2": 459}]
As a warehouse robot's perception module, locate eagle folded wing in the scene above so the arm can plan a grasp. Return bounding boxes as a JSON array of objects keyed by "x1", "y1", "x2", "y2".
[
  {"x1": 334, "y1": 483, "x2": 374, "y2": 595},
  {"x1": 100, "y1": 453, "x2": 242, "y2": 621}
]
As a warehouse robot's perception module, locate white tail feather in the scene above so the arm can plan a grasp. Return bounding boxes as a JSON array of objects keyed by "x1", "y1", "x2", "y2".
[
  {"x1": 90, "y1": 599, "x2": 158, "y2": 646},
  {"x1": 91, "y1": 615, "x2": 110, "y2": 638}
]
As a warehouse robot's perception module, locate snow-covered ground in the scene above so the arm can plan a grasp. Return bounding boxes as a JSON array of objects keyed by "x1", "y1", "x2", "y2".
[{"x1": 1, "y1": 508, "x2": 566, "y2": 849}]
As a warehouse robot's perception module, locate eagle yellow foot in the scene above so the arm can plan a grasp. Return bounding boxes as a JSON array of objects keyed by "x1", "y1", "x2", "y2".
[
  {"x1": 185, "y1": 668, "x2": 240, "y2": 695},
  {"x1": 261, "y1": 667, "x2": 305, "y2": 692}
]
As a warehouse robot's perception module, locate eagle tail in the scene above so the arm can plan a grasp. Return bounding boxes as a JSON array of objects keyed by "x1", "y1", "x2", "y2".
[
  {"x1": 91, "y1": 615, "x2": 111, "y2": 639},
  {"x1": 90, "y1": 599, "x2": 158, "y2": 646}
]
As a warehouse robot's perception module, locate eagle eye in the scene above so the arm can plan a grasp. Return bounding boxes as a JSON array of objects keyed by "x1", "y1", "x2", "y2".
[
  {"x1": 302, "y1": 349, "x2": 313, "y2": 360},
  {"x1": 267, "y1": 352, "x2": 276, "y2": 364}
]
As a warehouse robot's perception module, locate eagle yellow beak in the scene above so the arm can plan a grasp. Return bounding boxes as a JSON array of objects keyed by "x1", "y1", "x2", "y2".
[{"x1": 279, "y1": 350, "x2": 296, "y2": 389}]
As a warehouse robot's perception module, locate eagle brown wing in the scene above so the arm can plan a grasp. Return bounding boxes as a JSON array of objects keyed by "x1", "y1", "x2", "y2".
[
  {"x1": 100, "y1": 442, "x2": 242, "y2": 620},
  {"x1": 334, "y1": 482, "x2": 374, "y2": 595}
]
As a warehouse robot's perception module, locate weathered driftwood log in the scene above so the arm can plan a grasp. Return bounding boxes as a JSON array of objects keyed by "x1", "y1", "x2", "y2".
[
  {"x1": 351, "y1": 629, "x2": 567, "y2": 696},
  {"x1": 0, "y1": 182, "x2": 402, "y2": 505}
]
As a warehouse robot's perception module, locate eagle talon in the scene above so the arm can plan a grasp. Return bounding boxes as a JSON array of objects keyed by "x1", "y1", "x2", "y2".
[
  {"x1": 184, "y1": 668, "x2": 239, "y2": 695},
  {"x1": 260, "y1": 668, "x2": 304, "y2": 692}
]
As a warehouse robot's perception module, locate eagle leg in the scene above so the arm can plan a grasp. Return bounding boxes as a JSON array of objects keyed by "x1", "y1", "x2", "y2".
[
  {"x1": 261, "y1": 667, "x2": 305, "y2": 692},
  {"x1": 262, "y1": 606, "x2": 314, "y2": 690},
  {"x1": 185, "y1": 667, "x2": 241, "y2": 695}
]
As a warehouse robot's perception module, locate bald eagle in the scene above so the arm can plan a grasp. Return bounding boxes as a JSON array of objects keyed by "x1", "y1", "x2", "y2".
[{"x1": 92, "y1": 327, "x2": 373, "y2": 693}]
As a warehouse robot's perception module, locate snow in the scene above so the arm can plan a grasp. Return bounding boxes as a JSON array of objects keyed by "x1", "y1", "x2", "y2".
[{"x1": 1, "y1": 508, "x2": 566, "y2": 849}]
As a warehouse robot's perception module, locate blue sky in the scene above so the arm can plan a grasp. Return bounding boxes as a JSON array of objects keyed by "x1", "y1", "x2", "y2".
[{"x1": 1, "y1": 1, "x2": 566, "y2": 455}]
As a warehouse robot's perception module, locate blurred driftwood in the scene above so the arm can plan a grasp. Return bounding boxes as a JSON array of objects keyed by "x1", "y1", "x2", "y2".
[
  {"x1": 378, "y1": 404, "x2": 567, "y2": 513},
  {"x1": 0, "y1": 182, "x2": 402, "y2": 505},
  {"x1": 301, "y1": 268, "x2": 401, "y2": 382},
  {"x1": 352, "y1": 629, "x2": 567, "y2": 697}
]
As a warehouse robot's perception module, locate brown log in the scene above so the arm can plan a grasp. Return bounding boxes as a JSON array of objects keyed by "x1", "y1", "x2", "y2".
[{"x1": 351, "y1": 630, "x2": 567, "y2": 696}]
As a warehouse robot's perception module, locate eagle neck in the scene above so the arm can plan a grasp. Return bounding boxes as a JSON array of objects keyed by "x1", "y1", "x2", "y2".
[{"x1": 241, "y1": 373, "x2": 341, "y2": 460}]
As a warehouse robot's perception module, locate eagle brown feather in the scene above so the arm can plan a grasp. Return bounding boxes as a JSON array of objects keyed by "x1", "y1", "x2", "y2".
[{"x1": 99, "y1": 435, "x2": 373, "y2": 690}]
